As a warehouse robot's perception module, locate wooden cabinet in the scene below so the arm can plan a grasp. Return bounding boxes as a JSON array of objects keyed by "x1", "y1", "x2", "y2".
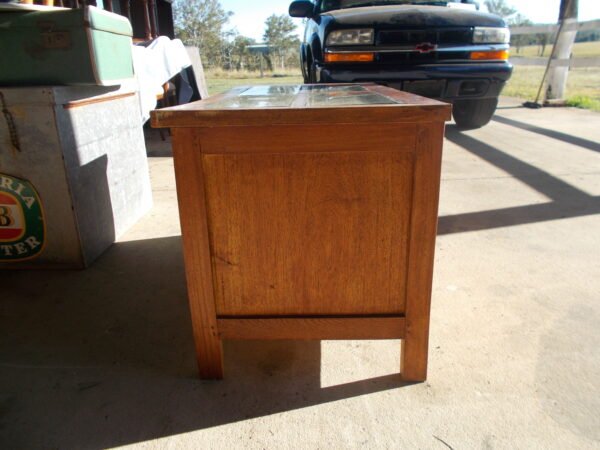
[{"x1": 151, "y1": 84, "x2": 451, "y2": 381}]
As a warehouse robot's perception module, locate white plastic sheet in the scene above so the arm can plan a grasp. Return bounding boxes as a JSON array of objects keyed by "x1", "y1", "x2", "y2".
[{"x1": 131, "y1": 37, "x2": 192, "y2": 122}]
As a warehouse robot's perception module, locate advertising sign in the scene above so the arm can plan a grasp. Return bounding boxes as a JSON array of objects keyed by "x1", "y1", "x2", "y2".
[{"x1": 0, "y1": 174, "x2": 45, "y2": 261}]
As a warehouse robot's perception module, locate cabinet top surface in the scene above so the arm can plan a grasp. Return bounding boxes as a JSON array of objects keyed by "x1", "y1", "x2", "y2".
[
  {"x1": 151, "y1": 83, "x2": 451, "y2": 128},
  {"x1": 198, "y1": 84, "x2": 398, "y2": 109}
]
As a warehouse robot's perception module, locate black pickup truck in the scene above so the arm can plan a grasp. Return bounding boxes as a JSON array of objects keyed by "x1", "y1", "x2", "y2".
[{"x1": 289, "y1": 0, "x2": 512, "y2": 129}]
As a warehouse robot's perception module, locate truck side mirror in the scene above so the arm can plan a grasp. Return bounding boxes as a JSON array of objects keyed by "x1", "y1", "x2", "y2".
[{"x1": 289, "y1": 1, "x2": 314, "y2": 18}]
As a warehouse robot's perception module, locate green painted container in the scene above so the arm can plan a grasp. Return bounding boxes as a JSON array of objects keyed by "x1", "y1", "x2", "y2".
[{"x1": 0, "y1": 6, "x2": 133, "y2": 86}]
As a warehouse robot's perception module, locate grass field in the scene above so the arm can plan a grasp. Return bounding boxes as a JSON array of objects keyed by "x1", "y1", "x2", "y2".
[
  {"x1": 503, "y1": 66, "x2": 600, "y2": 111},
  {"x1": 511, "y1": 40, "x2": 600, "y2": 59},
  {"x1": 205, "y1": 69, "x2": 303, "y2": 96},
  {"x1": 204, "y1": 41, "x2": 600, "y2": 112},
  {"x1": 506, "y1": 40, "x2": 600, "y2": 111}
]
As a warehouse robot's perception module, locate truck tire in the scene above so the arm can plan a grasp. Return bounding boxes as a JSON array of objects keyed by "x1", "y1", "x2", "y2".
[
  {"x1": 452, "y1": 98, "x2": 498, "y2": 130},
  {"x1": 301, "y1": 53, "x2": 308, "y2": 83},
  {"x1": 302, "y1": 51, "x2": 310, "y2": 83},
  {"x1": 308, "y1": 60, "x2": 318, "y2": 83}
]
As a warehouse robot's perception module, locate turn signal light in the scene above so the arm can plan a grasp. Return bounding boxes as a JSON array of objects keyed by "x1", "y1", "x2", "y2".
[
  {"x1": 470, "y1": 50, "x2": 509, "y2": 60},
  {"x1": 324, "y1": 52, "x2": 375, "y2": 63}
]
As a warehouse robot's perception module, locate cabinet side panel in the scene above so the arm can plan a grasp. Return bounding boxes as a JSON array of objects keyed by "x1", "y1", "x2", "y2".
[{"x1": 203, "y1": 147, "x2": 414, "y2": 316}]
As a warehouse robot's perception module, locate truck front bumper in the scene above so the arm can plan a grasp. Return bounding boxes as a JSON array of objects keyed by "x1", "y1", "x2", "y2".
[{"x1": 316, "y1": 62, "x2": 513, "y2": 101}]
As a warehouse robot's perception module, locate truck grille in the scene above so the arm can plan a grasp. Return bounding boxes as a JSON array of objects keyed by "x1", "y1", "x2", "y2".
[
  {"x1": 378, "y1": 51, "x2": 469, "y2": 64},
  {"x1": 377, "y1": 28, "x2": 472, "y2": 46}
]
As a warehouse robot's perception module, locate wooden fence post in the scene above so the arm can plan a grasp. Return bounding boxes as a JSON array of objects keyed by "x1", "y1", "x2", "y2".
[{"x1": 544, "y1": 0, "x2": 578, "y2": 104}]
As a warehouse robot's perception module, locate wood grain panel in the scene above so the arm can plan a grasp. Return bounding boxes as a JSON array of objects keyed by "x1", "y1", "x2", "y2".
[
  {"x1": 400, "y1": 123, "x2": 445, "y2": 382},
  {"x1": 203, "y1": 149, "x2": 414, "y2": 316},
  {"x1": 197, "y1": 123, "x2": 416, "y2": 154},
  {"x1": 217, "y1": 316, "x2": 406, "y2": 340}
]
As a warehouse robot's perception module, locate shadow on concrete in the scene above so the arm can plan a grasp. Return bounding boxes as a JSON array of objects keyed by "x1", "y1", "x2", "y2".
[
  {"x1": 0, "y1": 236, "x2": 408, "y2": 449},
  {"x1": 439, "y1": 125, "x2": 600, "y2": 235},
  {"x1": 144, "y1": 127, "x2": 173, "y2": 157},
  {"x1": 491, "y1": 115, "x2": 600, "y2": 154}
]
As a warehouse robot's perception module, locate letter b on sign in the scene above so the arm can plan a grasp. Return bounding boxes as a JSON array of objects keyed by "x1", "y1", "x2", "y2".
[{"x1": 0, "y1": 206, "x2": 13, "y2": 227}]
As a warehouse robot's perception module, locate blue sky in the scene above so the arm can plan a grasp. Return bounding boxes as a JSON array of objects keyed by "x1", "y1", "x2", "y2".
[{"x1": 220, "y1": 0, "x2": 600, "y2": 42}]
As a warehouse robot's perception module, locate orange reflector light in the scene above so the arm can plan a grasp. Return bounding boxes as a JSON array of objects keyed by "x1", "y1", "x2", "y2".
[
  {"x1": 470, "y1": 50, "x2": 509, "y2": 60},
  {"x1": 324, "y1": 52, "x2": 375, "y2": 63}
]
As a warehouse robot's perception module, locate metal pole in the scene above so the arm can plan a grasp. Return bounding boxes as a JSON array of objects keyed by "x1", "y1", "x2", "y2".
[{"x1": 260, "y1": 54, "x2": 264, "y2": 78}]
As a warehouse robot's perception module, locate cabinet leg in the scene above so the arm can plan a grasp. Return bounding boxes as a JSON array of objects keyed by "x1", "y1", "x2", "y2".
[
  {"x1": 172, "y1": 129, "x2": 225, "y2": 380},
  {"x1": 400, "y1": 338, "x2": 428, "y2": 382},
  {"x1": 193, "y1": 334, "x2": 224, "y2": 379}
]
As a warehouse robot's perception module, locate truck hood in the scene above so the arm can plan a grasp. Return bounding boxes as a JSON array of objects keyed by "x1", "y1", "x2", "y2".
[{"x1": 323, "y1": 5, "x2": 505, "y2": 28}]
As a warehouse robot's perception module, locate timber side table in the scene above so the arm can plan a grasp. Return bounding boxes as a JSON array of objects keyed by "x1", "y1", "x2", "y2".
[{"x1": 151, "y1": 84, "x2": 451, "y2": 381}]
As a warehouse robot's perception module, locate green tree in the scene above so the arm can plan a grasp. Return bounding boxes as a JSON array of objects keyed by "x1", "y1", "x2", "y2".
[
  {"x1": 484, "y1": 0, "x2": 516, "y2": 19},
  {"x1": 536, "y1": 32, "x2": 550, "y2": 56},
  {"x1": 173, "y1": 0, "x2": 233, "y2": 68},
  {"x1": 508, "y1": 13, "x2": 533, "y2": 54},
  {"x1": 263, "y1": 14, "x2": 300, "y2": 70},
  {"x1": 230, "y1": 35, "x2": 262, "y2": 71}
]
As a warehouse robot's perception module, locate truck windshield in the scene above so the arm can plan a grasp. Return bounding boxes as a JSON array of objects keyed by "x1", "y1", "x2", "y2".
[{"x1": 320, "y1": 1, "x2": 453, "y2": 12}]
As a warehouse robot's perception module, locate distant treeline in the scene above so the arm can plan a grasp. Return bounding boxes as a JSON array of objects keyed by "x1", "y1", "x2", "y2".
[
  {"x1": 575, "y1": 29, "x2": 600, "y2": 42},
  {"x1": 173, "y1": 0, "x2": 300, "y2": 71}
]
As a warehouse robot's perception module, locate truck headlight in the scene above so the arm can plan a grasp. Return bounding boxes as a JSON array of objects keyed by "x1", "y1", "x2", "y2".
[
  {"x1": 473, "y1": 27, "x2": 510, "y2": 44},
  {"x1": 326, "y1": 29, "x2": 374, "y2": 46}
]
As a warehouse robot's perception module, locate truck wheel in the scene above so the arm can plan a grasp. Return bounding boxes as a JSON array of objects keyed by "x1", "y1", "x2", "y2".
[
  {"x1": 308, "y1": 61, "x2": 318, "y2": 83},
  {"x1": 304, "y1": 53, "x2": 318, "y2": 83},
  {"x1": 452, "y1": 98, "x2": 498, "y2": 130},
  {"x1": 302, "y1": 54, "x2": 310, "y2": 83}
]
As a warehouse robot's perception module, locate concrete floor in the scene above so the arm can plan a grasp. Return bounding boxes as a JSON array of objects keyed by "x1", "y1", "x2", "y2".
[{"x1": 1, "y1": 97, "x2": 599, "y2": 449}]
